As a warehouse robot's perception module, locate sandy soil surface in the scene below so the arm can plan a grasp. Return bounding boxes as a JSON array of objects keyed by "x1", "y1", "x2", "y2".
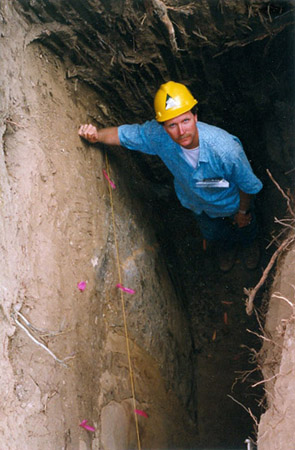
[
  {"x1": 1, "y1": 35, "x2": 109, "y2": 447},
  {"x1": 1, "y1": 14, "x2": 197, "y2": 449},
  {"x1": 257, "y1": 242, "x2": 295, "y2": 450}
]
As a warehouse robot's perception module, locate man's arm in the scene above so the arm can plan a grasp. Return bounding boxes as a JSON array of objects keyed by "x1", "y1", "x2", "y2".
[
  {"x1": 234, "y1": 190, "x2": 253, "y2": 228},
  {"x1": 78, "y1": 124, "x2": 120, "y2": 146}
]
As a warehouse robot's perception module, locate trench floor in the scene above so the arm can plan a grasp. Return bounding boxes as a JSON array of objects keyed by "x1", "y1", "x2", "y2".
[
  {"x1": 192, "y1": 248, "x2": 263, "y2": 448},
  {"x1": 158, "y1": 206, "x2": 267, "y2": 449}
]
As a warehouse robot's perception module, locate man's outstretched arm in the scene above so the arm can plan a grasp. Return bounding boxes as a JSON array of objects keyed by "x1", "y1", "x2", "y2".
[{"x1": 78, "y1": 124, "x2": 120, "y2": 146}]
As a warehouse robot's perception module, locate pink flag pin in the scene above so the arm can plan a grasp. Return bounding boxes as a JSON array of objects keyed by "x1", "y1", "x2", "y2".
[
  {"x1": 102, "y1": 169, "x2": 116, "y2": 189},
  {"x1": 134, "y1": 409, "x2": 148, "y2": 418},
  {"x1": 79, "y1": 420, "x2": 96, "y2": 432},
  {"x1": 77, "y1": 281, "x2": 87, "y2": 292},
  {"x1": 116, "y1": 283, "x2": 135, "y2": 294}
]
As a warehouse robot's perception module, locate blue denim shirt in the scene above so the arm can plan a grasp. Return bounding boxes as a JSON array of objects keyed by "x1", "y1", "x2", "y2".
[{"x1": 118, "y1": 120, "x2": 263, "y2": 218}]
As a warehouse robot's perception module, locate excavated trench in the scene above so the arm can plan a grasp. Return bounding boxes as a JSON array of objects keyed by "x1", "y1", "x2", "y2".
[{"x1": 1, "y1": 1, "x2": 295, "y2": 449}]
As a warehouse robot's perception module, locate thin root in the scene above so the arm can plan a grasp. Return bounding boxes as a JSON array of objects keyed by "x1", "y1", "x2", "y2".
[
  {"x1": 245, "y1": 234, "x2": 295, "y2": 315},
  {"x1": 12, "y1": 311, "x2": 75, "y2": 367},
  {"x1": 245, "y1": 169, "x2": 294, "y2": 314},
  {"x1": 227, "y1": 394, "x2": 258, "y2": 427}
]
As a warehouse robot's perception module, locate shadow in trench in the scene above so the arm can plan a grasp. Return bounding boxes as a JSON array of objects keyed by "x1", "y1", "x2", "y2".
[{"x1": 154, "y1": 202, "x2": 266, "y2": 448}]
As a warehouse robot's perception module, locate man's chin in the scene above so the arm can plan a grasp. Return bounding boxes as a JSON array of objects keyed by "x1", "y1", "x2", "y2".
[
  {"x1": 179, "y1": 137, "x2": 192, "y2": 147},
  {"x1": 180, "y1": 140, "x2": 194, "y2": 149}
]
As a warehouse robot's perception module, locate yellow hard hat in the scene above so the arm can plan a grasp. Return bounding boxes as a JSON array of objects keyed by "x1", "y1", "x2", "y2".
[{"x1": 154, "y1": 81, "x2": 198, "y2": 122}]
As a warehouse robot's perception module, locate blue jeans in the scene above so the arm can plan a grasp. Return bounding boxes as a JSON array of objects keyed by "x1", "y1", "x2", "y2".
[{"x1": 194, "y1": 210, "x2": 258, "y2": 248}]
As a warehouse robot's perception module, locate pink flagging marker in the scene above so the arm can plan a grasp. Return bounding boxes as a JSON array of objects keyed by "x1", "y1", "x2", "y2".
[
  {"x1": 134, "y1": 409, "x2": 148, "y2": 418},
  {"x1": 102, "y1": 169, "x2": 116, "y2": 189},
  {"x1": 77, "y1": 281, "x2": 87, "y2": 292},
  {"x1": 116, "y1": 283, "x2": 135, "y2": 294},
  {"x1": 79, "y1": 420, "x2": 96, "y2": 432}
]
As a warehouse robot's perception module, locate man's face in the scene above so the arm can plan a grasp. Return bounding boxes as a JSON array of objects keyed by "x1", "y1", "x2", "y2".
[{"x1": 163, "y1": 111, "x2": 199, "y2": 149}]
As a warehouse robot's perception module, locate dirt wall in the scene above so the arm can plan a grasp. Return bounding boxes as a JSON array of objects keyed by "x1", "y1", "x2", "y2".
[
  {"x1": 257, "y1": 241, "x2": 295, "y2": 450},
  {"x1": 0, "y1": 4, "x2": 197, "y2": 448}
]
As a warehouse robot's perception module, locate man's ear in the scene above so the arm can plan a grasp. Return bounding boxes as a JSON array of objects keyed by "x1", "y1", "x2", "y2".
[{"x1": 194, "y1": 113, "x2": 198, "y2": 122}]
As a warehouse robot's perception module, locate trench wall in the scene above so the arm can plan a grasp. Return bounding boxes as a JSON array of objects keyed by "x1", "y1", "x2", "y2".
[
  {"x1": 257, "y1": 241, "x2": 295, "y2": 449},
  {"x1": 0, "y1": 4, "x2": 197, "y2": 448}
]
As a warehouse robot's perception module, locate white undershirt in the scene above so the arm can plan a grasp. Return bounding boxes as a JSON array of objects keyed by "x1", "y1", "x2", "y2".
[{"x1": 181, "y1": 146, "x2": 200, "y2": 168}]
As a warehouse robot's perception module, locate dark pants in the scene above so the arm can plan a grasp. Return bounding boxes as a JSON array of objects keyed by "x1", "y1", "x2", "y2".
[{"x1": 194, "y1": 210, "x2": 258, "y2": 248}]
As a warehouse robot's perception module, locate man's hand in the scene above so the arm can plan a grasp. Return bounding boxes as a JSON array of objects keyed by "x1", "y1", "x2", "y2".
[
  {"x1": 233, "y1": 211, "x2": 252, "y2": 228},
  {"x1": 235, "y1": 190, "x2": 253, "y2": 227},
  {"x1": 78, "y1": 124, "x2": 99, "y2": 143},
  {"x1": 78, "y1": 124, "x2": 120, "y2": 146}
]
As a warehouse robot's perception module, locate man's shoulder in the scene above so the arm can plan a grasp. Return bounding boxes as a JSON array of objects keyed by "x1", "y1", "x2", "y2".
[
  {"x1": 120, "y1": 119, "x2": 164, "y2": 136},
  {"x1": 141, "y1": 119, "x2": 172, "y2": 144},
  {"x1": 198, "y1": 121, "x2": 241, "y2": 149},
  {"x1": 198, "y1": 121, "x2": 232, "y2": 138},
  {"x1": 118, "y1": 119, "x2": 171, "y2": 154},
  {"x1": 142, "y1": 119, "x2": 162, "y2": 130}
]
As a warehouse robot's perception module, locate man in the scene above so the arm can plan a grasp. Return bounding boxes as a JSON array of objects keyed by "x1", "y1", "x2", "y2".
[{"x1": 79, "y1": 81, "x2": 262, "y2": 272}]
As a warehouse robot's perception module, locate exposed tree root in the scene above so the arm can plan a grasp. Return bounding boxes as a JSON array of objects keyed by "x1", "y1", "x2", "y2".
[
  {"x1": 145, "y1": 0, "x2": 178, "y2": 53},
  {"x1": 245, "y1": 234, "x2": 295, "y2": 315},
  {"x1": 244, "y1": 170, "x2": 295, "y2": 315}
]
